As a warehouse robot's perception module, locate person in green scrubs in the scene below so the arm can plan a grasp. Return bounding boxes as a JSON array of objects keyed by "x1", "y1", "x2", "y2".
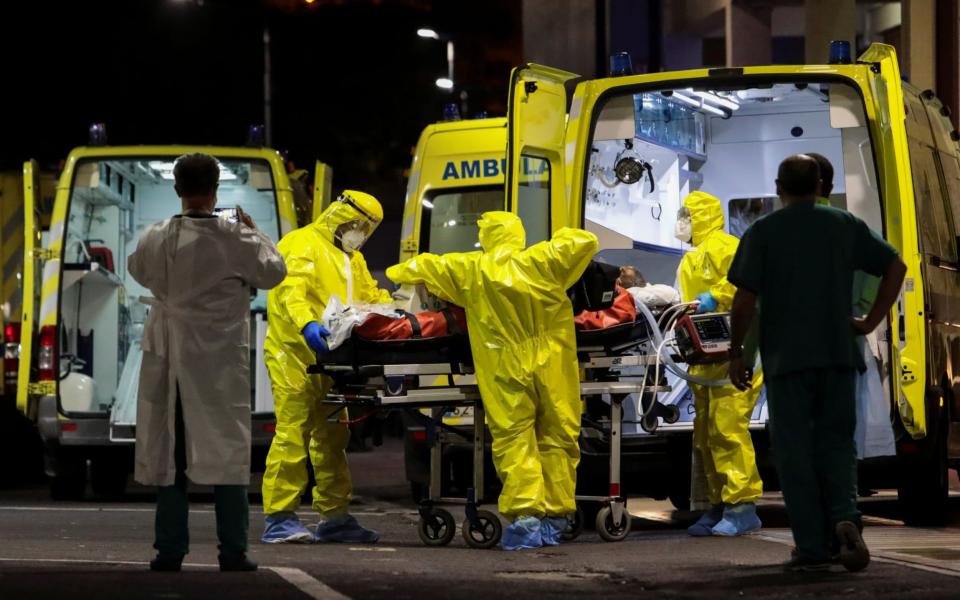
[{"x1": 725, "y1": 154, "x2": 906, "y2": 572}]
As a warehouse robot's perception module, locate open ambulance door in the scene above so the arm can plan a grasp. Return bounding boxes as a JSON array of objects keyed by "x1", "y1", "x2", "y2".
[
  {"x1": 505, "y1": 65, "x2": 578, "y2": 244},
  {"x1": 857, "y1": 44, "x2": 930, "y2": 441},
  {"x1": 16, "y1": 160, "x2": 46, "y2": 417},
  {"x1": 312, "y1": 160, "x2": 334, "y2": 222}
]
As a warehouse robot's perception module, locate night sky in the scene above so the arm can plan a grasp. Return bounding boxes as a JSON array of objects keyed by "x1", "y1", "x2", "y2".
[{"x1": 2, "y1": 0, "x2": 521, "y2": 268}]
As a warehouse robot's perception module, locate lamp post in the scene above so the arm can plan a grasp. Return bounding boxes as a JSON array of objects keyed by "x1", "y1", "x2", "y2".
[{"x1": 417, "y1": 27, "x2": 454, "y2": 92}]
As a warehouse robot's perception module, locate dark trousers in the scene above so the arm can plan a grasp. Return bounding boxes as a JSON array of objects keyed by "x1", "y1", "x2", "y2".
[
  {"x1": 766, "y1": 367, "x2": 861, "y2": 561},
  {"x1": 154, "y1": 390, "x2": 249, "y2": 560}
]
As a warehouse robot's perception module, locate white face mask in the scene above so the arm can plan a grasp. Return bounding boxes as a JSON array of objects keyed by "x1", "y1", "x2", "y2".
[
  {"x1": 674, "y1": 218, "x2": 692, "y2": 243},
  {"x1": 340, "y1": 229, "x2": 367, "y2": 253}
]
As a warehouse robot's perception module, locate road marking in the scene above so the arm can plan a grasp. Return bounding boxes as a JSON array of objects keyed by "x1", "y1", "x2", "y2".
[
  {"x1": 0, "y1": 557, "x2": 352, "y2": 599},
  {"x1": 269, "y1": 566, "x2": 351, "y2": 600},
  {"x1": 348, "y1": 547, "x2": 396, "y2": 552},
  {"x1": 754, "y1": 530, "x2": 960, "y2": 578}
]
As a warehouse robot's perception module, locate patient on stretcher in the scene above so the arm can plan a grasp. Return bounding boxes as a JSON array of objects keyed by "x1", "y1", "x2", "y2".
[{"x1": 326, "y1": 265, "x2": 679, "y2": 344}]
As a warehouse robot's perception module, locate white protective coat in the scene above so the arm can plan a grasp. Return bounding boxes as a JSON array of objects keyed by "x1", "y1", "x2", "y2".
[{"x1": 129, "y1": 216, "x2": 287, "y2": 486}]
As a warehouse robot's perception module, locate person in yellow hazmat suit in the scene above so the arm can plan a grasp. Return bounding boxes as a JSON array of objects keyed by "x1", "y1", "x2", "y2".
[
  {"x1": 261, "y1": 191, "x2": 392, "y2": 544},
  {"x1": 386, "y1": 212, "x2": 598, "y2": 551},
  {"x1": 676, "y1": 191, "x2": 764, "y2": 537}
]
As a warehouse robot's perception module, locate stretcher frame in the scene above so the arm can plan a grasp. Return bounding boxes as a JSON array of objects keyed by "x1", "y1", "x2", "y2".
[{"x1": 312, "y1": 323, "x2": 676, "y2": 546}]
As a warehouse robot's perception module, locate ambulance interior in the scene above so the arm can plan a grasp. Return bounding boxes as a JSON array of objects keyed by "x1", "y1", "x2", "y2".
[
  {"x1": 58, "y1": 158, "x2": 281, "y2": 425},
  {"x1": 584, "y1": 81, "x2": 889, "y2": 432}
]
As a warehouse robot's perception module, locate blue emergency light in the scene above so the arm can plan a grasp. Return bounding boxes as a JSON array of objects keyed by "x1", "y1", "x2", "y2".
[
  {"x1": 828, "y1": 40, "x2": 852, "y2": 65},
  {"x1": 88, "y1": 123, "x2": 108, "y2": 146},
  {"x1": 610, "y1": 52, "x2": 633, "y2": 77},
  {"x1": 442, "y1": 103, "x2": 461, "y2": 122},
  {"x1": 246, "y1": 124, "x2": 266, "y2": 147},
  {"x1": 473, "y1": 111, "x2": 489, "y2": 119}
]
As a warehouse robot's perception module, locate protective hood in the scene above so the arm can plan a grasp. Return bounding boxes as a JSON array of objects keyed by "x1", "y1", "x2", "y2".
[
  {"x1": 683, "y1": 191, "x2": 725, "y2": 246},
  {"x1": 478, "y1": 211, "x2": 526, "y2": 252},
  {"x1": 313, "y1": 190, "x2": 383, "y2": 245}
]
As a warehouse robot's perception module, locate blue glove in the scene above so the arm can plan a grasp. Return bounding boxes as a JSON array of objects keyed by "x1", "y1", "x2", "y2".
[
  {"x1": 303, "y1": 322, "x2": 331, "y2": 354},
  {"x1": 695, "y1": 292, "x2": 718, "y2": 314}
]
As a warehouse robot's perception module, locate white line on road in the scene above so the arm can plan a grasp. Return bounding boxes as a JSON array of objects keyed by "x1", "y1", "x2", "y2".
[
  {"x1": 0, "y1": 557, "x2": 352, "y2": 599},
  {"x1": 348, "y1": 547, "x2": 397, "y2": 552},
  {"x1": 754, "y1": 531, "x2": 960, "y2": 578},
  {"x1": 269, "y1": 566, "x2": 352, "y2": 600}
]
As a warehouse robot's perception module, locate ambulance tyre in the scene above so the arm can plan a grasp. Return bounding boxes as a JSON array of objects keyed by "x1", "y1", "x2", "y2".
[
  {"x1": 50, "y1": 451, "x2": 87, "y2": 501},
  {"x1": 596, "y1": 505, "x2": 631, "y2": 542},
  {"x1": 562, "y1": 505, "x2": 585, "y2": 541},
  {"x1": 898, "y1": 394, "x2": 949, "y2": 527},
  {"x1": 462, "y1": 510, "x2": 502, "y2": 549},
  {"x1": 418, "y1": 508, "x2": 456, "y2": 546},
  {"x1": 90, "y1": 455, "x2": 129, "y2": 499}
]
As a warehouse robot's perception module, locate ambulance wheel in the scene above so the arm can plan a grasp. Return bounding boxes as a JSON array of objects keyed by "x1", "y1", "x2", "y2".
[
  {"x1": 562, "y1": 506, "x2": 585, "y2": 541},
  {"x1": 50, "y1": 454, "x2": 87, "y2": 501},
  {"x1": 462, "y1": 510, "x2": 502, "y2": 549},
  {"x1": 662, "y1": 404, "x2": 681, "y2": 424},
  {"x1": 596, "y1": 505, "x2": 632, "y2": 542},
  {"x1": 418, "y1": 508, "x2": 456, "y2": 546}
]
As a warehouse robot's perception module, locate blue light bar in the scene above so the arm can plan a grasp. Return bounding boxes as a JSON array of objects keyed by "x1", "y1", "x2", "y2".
[
  {"x1": 442, "y1": 103, "x2": 461, "y2": 122},
  {"x1": 610, "y1": 52, "x2": 633, "y2": 77},
  {"x1": 246, "y1": 124, "x2": 266, "y2": 147},
  {"x1": 88, "y1": 123, "x2": 108, "y2": 146},
  {"x1": 828, "y1": 40, "x2": 852, "y2": 65}
]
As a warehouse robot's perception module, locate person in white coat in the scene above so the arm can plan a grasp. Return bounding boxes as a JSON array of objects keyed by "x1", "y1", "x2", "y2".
[{"x1": 129, "y1": 153, "x2": 286, "y2": 573}]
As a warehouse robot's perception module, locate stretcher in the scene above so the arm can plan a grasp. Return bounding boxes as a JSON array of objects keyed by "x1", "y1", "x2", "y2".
[{"x1": 308, "y1": 315, "x2": 678, "y2": 547}]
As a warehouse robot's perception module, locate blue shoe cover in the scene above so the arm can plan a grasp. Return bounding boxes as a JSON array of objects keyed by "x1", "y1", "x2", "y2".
[
  {"x1": 501, "y1": 516, "x2": 543, "y2": 551},
  {"x1": 687, "y1": 504, "x2": 724, "y2": 537},
  {"x1": 540, "y1": 517, "x2": 568, "y2": 546},
  {"x1": 314, "y1": 514, "x2": 379, "y2": 543},
  {"x1": 711, "y1": 503, "x2": 762, "y2": 537},
  {"x1": 261, "y1": 513, "x2": 315, "y2": 544}
]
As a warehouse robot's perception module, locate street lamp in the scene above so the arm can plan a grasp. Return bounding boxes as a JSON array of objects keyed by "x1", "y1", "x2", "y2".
[{"x1": 417, "y1": 26, "x2": 454, "y2": 91}]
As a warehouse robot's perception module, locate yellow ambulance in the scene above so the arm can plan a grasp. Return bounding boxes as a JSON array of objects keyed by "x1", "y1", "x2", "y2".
[
  {"x1": 17, "y1": 136, "x2": 329, "y2": 499},
  {"x1": 503, "y1": 42, "x2": 960, "y2": 524}
]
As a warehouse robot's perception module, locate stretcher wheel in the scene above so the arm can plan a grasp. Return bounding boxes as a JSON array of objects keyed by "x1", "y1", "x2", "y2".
[
  {"x1": 462, "y1": 509, "x2": 502, "y2": 549},
  {"x1": 596, "y1": 505, "x2": 632, "y2": 542},
  {"x1": 418, "y1": 508, "x2": 456, "y2": 546},
  {"x1": 562, "y1": 506, "x2": 585, "y2": 541},
  {"x1": 641, "y1": 411, "x2": 660, "y2": 433},
  {"x1": 662, "y1": 404, "x2": 681, "y2": 424}
]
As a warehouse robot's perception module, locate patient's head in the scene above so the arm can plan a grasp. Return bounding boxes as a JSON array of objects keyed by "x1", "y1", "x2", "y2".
[
  {"x1": 174, "y1": 152, "x2": 220, "y2": 214},
  {"x1": 618, "y1": 266, "x2": 647, "y2": 289}
]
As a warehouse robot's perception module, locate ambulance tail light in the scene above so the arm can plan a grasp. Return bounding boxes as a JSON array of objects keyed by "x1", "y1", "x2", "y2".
[
  {"x1": 4, "y1": 322, "x2": 20, "y2": 397},
  {"x1": 38, "y1": 325, "x2": 57, "y2": 382},
  {"x1": 609, "y1": 52, "x2": 633, "y2": 77},
  {"x1": 829, "y1": 40, "x2": 852, "y2": 64}
]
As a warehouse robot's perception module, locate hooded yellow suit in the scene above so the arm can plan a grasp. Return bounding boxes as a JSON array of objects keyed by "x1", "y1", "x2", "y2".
[
  {"x1": 679, "y1": 191, "x2": 763, "y2": 505},
  {"x1": 387, "y1": 212, "x2": 598, "y2": 519},
  {"x1": 262, "y1": 192, "x2": 391, "y2": 517}
]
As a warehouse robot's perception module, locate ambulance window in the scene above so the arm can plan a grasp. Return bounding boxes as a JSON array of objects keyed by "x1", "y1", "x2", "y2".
[
  {"x1": 727, "y1": 197, "x2": 780, "y2": 238},
  {"x1": 904, "y1": 97, "x2": 958, "y2": 262},
  {"x1": 420, "y1": 187, "x2": 502, "y2": 254},
  {"x1": 517, "y1": 155, "x2": 550, "y2": 246}
]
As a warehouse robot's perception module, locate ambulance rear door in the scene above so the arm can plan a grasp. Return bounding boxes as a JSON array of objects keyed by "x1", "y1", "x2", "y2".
[
  {"x1": 505, "y1": 65, "x2": 579, "y2": 244},
  {"x1": 17, "y1": 160, "x2": 49, "y2": 417},
  {"x1": 312, "y1": 160, "x2": 334, "y2": 221}
]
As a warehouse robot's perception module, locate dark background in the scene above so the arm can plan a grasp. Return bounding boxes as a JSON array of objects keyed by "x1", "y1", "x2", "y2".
[{"x1": 1, "y1": 0, "x2": 522, "y2": 270}]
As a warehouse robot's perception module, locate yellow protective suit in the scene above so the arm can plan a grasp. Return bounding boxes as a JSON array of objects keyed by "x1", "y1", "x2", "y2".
[
  {"x1": 387, "y1": 211, "x2": 597, "y2": 520},
  {"x1": 679, "y1": 191, "x2": 764, "y2": 505},
  {"x1": 262, "y1": 193, "x2": 392, "y2": 517},
  {"x1": 387, "y1": 212, "x2": 598, "y2": 519}
]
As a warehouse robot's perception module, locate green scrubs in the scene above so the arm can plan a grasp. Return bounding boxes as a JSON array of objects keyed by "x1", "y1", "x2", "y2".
[
  {"x1": 728, "y1": 201, "x2": 897, "y2": 560},
  {"x1": 154, "y1": 388, "x2": 250, "y2": 561}
]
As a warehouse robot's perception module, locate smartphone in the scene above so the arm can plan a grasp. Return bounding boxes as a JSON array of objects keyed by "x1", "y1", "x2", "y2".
[{"x1": 214, "y1": 207, "x2": 239, "y2": 223}]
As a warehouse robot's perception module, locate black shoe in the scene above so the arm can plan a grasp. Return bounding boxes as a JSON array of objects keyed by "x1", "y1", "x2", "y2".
[
  {"x1": 835, "y1": 521, "x2": 870, "y2": 572},
  {"x1": 784, "y1": 549, "x2": 834, "y2": 572},
  {"x1": 149, "y1": 554, "x2": 183, "y2": 572},
  {"x1": 219, "y1": 554, "x2": 258, "y2": 572}
]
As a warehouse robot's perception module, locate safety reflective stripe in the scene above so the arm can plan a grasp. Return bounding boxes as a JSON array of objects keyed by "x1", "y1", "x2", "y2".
[
  {"x1": 344, "y1": 253, "x2": 353, "y2": 304},
  {"x1": 39, "y1": 260, "x2": 60, "y2": 325}
]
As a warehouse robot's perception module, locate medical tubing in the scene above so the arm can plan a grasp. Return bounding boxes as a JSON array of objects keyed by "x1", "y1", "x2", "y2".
[{"x1": 635, "y1": 300, "x2": 733, "y2": 387}]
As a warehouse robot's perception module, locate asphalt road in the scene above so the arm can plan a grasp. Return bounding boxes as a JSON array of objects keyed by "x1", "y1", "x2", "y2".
[{"x1": 2, "y1": 439, "x2": 960, "y2": 599}]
